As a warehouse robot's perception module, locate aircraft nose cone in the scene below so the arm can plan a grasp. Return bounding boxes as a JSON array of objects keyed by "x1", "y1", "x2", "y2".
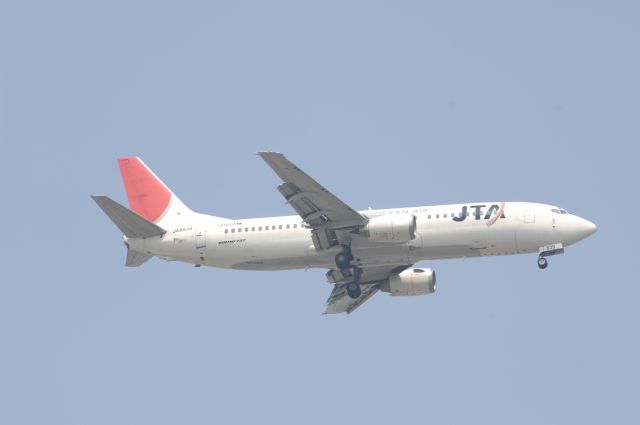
[
  {"x1": 575, "y1": 217, "x2": 597, "y2": 240},
  {"x1": 562, "y1": 216, "x2": 597, "y2": 246},
  {"x1": 585, "y1": 219, "x2": 597, "y2": 236}
]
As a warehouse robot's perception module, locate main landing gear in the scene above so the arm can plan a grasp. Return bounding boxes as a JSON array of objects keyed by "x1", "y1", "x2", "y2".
[
  {"x1": 335, "y1": 250, "x2": 353, "y2": 270},
  {"x1": 335, "y1": 246, "x2": 362, "y2": 299},
  {"x1": 346, "y1": 281, "x2": 362, "y2": 299}
]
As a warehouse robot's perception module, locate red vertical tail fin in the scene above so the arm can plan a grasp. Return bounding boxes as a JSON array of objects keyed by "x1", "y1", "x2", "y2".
[{"x1": 118, "y1": 157, "x2": 179, "y2": 223}]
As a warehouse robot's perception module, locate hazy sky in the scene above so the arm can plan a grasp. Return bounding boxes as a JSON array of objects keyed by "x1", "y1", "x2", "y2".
[{"x1": 2, "y1": 1, "x2": 639, "y2": 424}]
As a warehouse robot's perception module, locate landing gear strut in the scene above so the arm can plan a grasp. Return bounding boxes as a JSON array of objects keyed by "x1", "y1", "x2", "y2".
[{"x1": 346, "y1": 267, "x2": 363, "y2": 299}]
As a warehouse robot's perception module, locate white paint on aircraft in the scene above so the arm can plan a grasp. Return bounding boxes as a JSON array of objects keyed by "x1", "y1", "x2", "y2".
[{"x1": 92, "y1": 154, "x2": 597, "y2": 314}]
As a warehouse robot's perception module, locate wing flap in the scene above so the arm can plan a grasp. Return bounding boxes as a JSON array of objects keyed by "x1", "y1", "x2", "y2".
[
  {"x1": 323, "y1": 264, "x2": 412, "y2": 314},
  {"x1": 324, "y1": 282, "x2": 381, "y2": 314}
]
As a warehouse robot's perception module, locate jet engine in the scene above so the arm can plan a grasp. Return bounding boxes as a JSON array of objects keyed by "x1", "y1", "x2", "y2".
[
  {"x1": 380, "y1": 268, "x2": 436, "y2": 296},
  {"x1": 361, "y1": 214, "x2": 417, "y2": 243}
]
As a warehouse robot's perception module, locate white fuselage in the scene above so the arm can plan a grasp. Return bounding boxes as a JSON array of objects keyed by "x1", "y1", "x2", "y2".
[{"x1": 126, "y1": 201, "x2": 596, "y2": 271}]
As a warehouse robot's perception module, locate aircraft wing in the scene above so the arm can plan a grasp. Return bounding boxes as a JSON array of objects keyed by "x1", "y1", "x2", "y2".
[
  {"x1": 258, "y1": 152, "x2": 367, "y2": 250},
  {"x1": 324, "y1": 265, "x2": 411, "y2": 314}
]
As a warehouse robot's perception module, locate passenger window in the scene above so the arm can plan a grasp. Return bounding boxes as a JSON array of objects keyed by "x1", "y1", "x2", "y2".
[
  {"x1": 272, "y1": 225, "x2": 276, "y2": 230},
  {"x1": 444, "y1": 214, "x2": 448, "y2": 218},
  {"x1": 259, "y1": 226, "x2": 262, "y2": 231},
  {"x1": 245, "y1": 227, "x2": 248, "y2": 232},
  {"x1": 252, "y1": 227, "x2": 255, "y2": 232},
  {"x1": 224, "y1": 229, "x2": 228, "y2": 234},
  {"x1": 265, "y1": 226, "x2": 269, "y2": 231},
  {"x1": 238, "y1": 228, "x2": 242, "y2": 233},
  {"x1": 293, "y1": 224, "x2": 297, "y2": 228},
  {"x1": 279, "y1": 225, "x2": 283, "y2": 230},
  {"x1": 286, "y1": 224, "x2": 290, "y2": 229},
  {"x1": 436, "y1": 214, "x2": 440, "y2": 219},
  {"x1": 231, "y1": 229, "x2": 235, "y2": 233}
]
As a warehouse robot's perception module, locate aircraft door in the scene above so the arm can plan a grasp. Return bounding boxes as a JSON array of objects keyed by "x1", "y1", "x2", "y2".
[{"x1": 195, "y1": 229, "x2": 207, "y2": 249}]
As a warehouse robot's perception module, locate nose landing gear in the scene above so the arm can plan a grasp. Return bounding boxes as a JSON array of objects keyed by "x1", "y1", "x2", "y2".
[
  {"x1": 537, "y1": 243, "x2": 564, "y2": 270},
  {"x1": 537, "y1": 256, "x2": 548, "y2": 269}
]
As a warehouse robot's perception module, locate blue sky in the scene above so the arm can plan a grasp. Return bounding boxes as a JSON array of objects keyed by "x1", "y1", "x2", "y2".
[{"x1": 2, "y1": 1, "x2": 639, "y2": 424}]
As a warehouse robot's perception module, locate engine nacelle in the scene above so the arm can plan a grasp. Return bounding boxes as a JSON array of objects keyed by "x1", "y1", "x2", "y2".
[
  {"x1": 361, "y1": 214, "x2": 417, "y2": 243},
  {"x1": 381, "y1": 268, "x2": 436, "y2": 296}
]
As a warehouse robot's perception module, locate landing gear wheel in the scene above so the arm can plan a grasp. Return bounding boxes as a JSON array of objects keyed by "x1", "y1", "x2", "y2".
[
  {"x1": 335, "y1": 250, "x2": 352, "y2": 270},
  {"x1": 537, "y1": 256, "x2": 548, "y2": 269},
  {"x1": 346, "y1": 281, "x2": 362, "y2": 299}
]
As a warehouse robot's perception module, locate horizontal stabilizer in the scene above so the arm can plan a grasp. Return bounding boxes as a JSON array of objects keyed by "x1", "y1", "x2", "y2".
[
  {"x1": 91, "y1": 195, "x2": 166, "y2": 239},
  {"x1": 126, "y1": 248, "x2": 153, "y2": 267}
]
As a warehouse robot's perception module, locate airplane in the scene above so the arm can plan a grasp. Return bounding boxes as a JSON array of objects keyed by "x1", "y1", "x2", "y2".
[{"x1": 92, "y1": 153, "x2": 597, "y2": 314}]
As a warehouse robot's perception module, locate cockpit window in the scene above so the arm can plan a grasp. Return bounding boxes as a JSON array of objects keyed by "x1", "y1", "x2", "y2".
[{"x1": 551, "y1": 208, "x2": 569, "y2": 214}]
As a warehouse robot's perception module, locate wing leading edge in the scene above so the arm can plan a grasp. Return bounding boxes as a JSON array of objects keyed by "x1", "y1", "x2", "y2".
[{"x1": 258, "y1": 152, "x2": 367, "y2": 251}]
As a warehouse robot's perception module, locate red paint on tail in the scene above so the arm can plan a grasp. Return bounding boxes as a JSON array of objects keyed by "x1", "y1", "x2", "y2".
[{"x1": 118, "y1": 157, "x2": 171, "y2": 222}]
